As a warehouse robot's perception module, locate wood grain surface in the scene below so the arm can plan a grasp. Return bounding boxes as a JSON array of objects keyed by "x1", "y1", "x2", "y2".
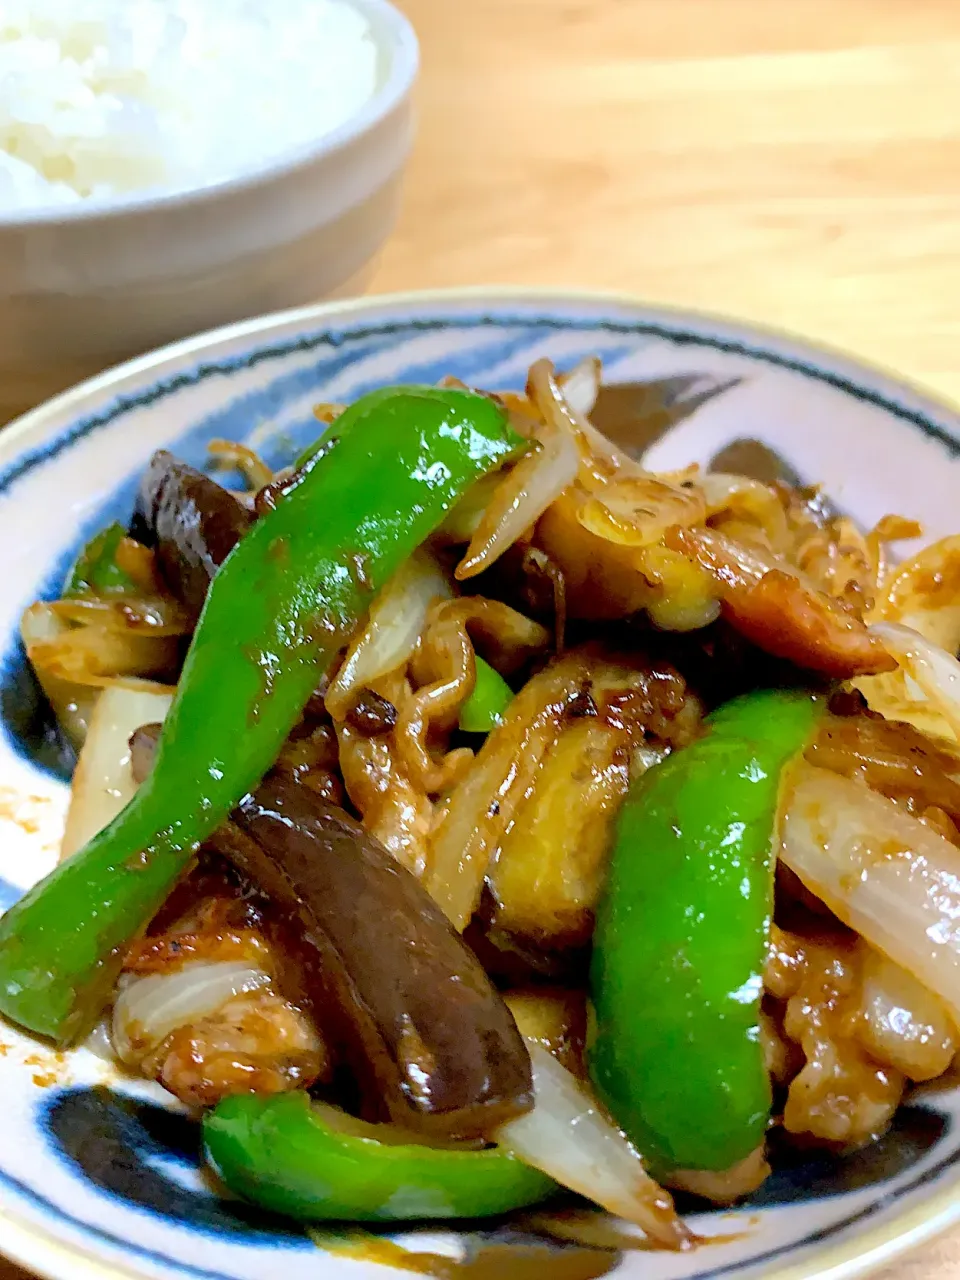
[
  {"x1": 374, "y1": 0, "x2": 960, "y2": 411},
  {"x1": 4, "y1": 2, "x2": 960, "y2": 1278}
]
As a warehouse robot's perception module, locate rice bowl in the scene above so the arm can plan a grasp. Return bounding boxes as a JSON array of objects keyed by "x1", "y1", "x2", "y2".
[
  {"x1": 0, "y1": 0, "x2": 381, "y2": 213},
  {"x1": 0, "y1": 0, "x2": 417, "y2": 423}
]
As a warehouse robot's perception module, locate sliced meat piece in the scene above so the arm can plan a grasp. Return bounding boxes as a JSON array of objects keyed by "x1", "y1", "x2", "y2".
[{"x1": 147, "y1": 988, "x2": 326, "y2": 1110}]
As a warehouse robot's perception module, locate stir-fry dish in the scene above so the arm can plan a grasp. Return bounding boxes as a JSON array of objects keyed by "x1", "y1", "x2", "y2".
[{"x1": 3, "y1": 358, "x2": 960, "y2": 1249}]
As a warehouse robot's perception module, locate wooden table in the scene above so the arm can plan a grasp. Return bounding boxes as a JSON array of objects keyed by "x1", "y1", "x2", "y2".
[
  {"x1": 374, "y1": 0, "x2": 960, "y2": 414},
  {"x1": 4, "y1": 1, "x2": 960, "y2": 1277}
]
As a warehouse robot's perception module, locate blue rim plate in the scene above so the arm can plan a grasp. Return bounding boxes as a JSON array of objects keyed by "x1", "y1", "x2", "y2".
[{"x1": 1, "y1": 288, "x2": 959, "y2": 1280}]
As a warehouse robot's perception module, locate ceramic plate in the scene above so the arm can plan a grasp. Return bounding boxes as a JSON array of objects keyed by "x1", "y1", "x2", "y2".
[{"x1": 1, "y1": 289, "x2": 959, "y2": 1280}]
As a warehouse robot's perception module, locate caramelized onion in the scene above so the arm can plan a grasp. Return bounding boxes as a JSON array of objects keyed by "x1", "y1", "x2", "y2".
[
  {"x1": 780, "y1": 764, "x2": 960, "y2": 1024},
  {"x1": 869, "y1": 623, "x2": 960, "y2": 742},
  {"x1": 326, "y1": 549, "x2": 452, "y2": 721},
  {"x1": 497, "y1": 1044, "x2": 689, "y2": 1250},
  {"x1": 456, "y1": 361, "x2": 580, "y2": 580}
]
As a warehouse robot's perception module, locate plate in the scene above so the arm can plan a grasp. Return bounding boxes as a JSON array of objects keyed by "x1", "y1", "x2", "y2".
[{"x1": 1, "y1": 289, "x2": 959, "y2": 1280}]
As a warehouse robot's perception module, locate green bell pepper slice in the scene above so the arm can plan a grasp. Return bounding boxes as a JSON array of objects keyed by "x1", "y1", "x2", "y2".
[
  {"x1": 65, "y1": 522, "x2": 138, "y2": 595},
  {"x1": 459, "y1": 656, "x2": 513, "y2": 733},
  {"x1": 0, "y1": 387, "x2": 524, "y2": 1046},
  {"x1": 203, "y1": 1091, "x2": 556, "y2": 1221},
  {"x1": 588, "y1": 688, "x2": 824, "y2": 1175},
  {"x1": 295, "y1": 385, "x2": 463, "y2": 470}
]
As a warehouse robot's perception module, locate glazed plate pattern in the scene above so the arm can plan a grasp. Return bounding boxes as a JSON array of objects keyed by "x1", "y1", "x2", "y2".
[{"x1": 0, "y1": 290, "x2": 959, "y2": 1280}]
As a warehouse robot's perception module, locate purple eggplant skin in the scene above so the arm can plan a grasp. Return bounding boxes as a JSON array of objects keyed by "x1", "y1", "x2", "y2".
[
  {"x1": 128, "y1": 726, "x2": 533, "y2": 1141},
  {"x1": 130, "y1": 451, "x2": 252, "y2": 620},
  {"x1": 215, "y1": 776, "x2": 534, "y2": 1141}
]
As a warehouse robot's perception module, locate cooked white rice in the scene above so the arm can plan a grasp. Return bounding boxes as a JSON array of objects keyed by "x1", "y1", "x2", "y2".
[{"x1": 0, "y1": 0, "x2": 380, "y2": 213}]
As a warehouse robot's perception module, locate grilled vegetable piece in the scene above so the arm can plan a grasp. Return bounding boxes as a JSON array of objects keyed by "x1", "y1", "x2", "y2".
[
  {"x1": 131, "y1": 451, "x2": 253, "y2": 619},
  {"x1": 204, "y1": 1091, "x2": 555, "y2": 1222},
  {"x1": 214, "y1": 777, "x2": 534, "y2": 1140}
]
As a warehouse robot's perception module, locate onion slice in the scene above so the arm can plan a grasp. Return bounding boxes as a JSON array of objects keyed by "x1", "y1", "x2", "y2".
[
  {"x1": 780, "y1": 763, "x2": 960, "y2": 1023},
  {"x1": 112, "y1": 961, "x2": 271, "y2": 1065},
  {"x1": 869, "y1": 622, "x2": 960, "y2": 741},
  {"x1": 557, "y1": 356, "x2": 601, "y2": 418},
  {"x1": 497, "y1": 1043, "x2": 689, "y2": 1250},
  {"x1": 60, "y1": 682, "x2": 174, "y2": 861},
  {"x1": 20, "y1": 603, "x2": 98, "y2": 747},
  {"x1": 455, "y1": 361, "x2": 580, "y2": 580},
  {"x1": 326, "y1": 549, "x2": 452, "y2": 720},
  {"x1": 873, "y1": 534, "x2": 960, "y2": 654},
  {"x1": 699, "y1": 472, "x2": 788, "y2": 549},
  {"x1": 424, "y1": 655, "x2": 589, "y2": 930},
  {"x1": 50, "y1": 595, "x2": 192, "y2": 637}
]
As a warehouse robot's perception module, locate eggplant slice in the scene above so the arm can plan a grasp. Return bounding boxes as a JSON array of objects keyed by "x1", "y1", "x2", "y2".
[
  {"x1": 215, "y1": 777, "x2": 534, "y2": 1139},
  {"x1": 130, "y1": 451, "x2": 252, "y2": 620},
  {"x1": 130, "y1": 725, "x2": 533, "y2": 1140}
]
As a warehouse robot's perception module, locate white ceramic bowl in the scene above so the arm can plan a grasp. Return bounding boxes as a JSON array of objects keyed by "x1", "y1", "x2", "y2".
[
  {"x1": 2, "y1": 288, "x2": 960, "y2": 1280},
  {"x1": 0, "y1": 0, "x2": 418, "y2": 424}
]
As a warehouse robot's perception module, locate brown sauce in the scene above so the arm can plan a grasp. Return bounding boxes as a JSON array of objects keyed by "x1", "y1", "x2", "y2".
[
  {"x1": 316, "y1": 1213, "x2": 749, "y2": 1278},
  {"x1": 321, "y1": 1232, "x2": 620, "y2": 1279}
]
